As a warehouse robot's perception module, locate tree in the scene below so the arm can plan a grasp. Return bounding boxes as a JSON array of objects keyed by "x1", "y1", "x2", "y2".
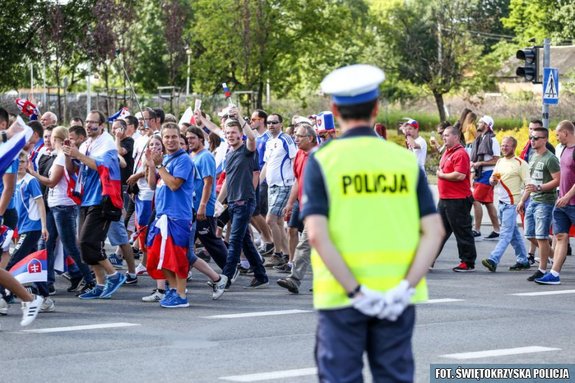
[
  {"x1": 0, "y1": 1, "x2": 46, "y2": 91},
  {"x1": 189, "y1": 0, "x2": 369, "y2": 109},
  {"x1": 378, "y1": 0, "x2": 485, "y2": 122}
]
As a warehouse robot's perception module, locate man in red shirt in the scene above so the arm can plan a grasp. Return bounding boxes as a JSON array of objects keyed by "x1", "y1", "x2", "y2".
[
  {"x1": 277, "y1": 122, "x2": 317, "y2": 293},
  {"x1": 435, "y1": 126, "x2": 477, "y2": 272}
]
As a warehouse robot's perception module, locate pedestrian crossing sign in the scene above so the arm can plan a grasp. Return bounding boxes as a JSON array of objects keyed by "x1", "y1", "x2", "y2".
[{"x1": 543, "y1": 67, "x2": 559, "y2": 105}]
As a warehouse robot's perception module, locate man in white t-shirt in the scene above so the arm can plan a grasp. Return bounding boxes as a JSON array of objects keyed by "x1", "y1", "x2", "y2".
[
  {"x1": 403, "y1": 119, "x2": 427, "y2": 173},
  {"x1": 261, "y1": 113, "x2": 297, "y2": 267},
  {"x1": 470, "y1": 115, "x2": 501, "y2": 240}
]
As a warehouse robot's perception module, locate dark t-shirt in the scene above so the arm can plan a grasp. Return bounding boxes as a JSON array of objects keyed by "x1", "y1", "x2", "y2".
[
  {"x1": 120, "y1": 137, "x2": 134, "y2": 185},
  {"x1": 38, "y1": 153, "x2": 57, "y2": 203},
  {"x1": 225, "y1": 144, "x2": 257, "y2": 203}
]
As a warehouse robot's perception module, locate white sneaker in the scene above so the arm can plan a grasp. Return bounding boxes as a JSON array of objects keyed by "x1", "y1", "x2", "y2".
[
  {"x1": 212, "y1": 275, "x2": 228, "y2": 300},
  {"x1": 40, "y1": 297, "x2": 55, "y2": 313},
  {"x1": 141, "y1": 289, "x2": 165, "y2": 302},
  {"x1": 21, "y1": 295, "x2": 43, "y2": 326},
  {"x1": 187, "y1": 269, "x2": 193, "y2": 282},
  {"x1": 0, "y1": 297, "x2": 7, "y2": 315},
  {"x1": 135, "y1": 263, "x2": 147, "y2": 275}
]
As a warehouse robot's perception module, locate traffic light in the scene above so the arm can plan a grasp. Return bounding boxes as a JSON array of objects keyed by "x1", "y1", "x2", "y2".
[{"x1": 516, "y1": 47, "x2": 540, "y2": 83}]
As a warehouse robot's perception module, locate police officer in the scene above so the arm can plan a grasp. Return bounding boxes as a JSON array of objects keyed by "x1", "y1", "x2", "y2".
[{"x1": 302, "y1": 64, "x2": 444, "y2": 383}]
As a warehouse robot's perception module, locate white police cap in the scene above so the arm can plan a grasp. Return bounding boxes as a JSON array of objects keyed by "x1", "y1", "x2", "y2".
[{"x1": 320, "y1": 64, "x2": 385, "y2": 106}]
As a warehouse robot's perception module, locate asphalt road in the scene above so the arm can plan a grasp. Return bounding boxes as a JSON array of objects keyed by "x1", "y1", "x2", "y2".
[{"x1": 2, "y1": 231, "x2": 575, "y2": 383}]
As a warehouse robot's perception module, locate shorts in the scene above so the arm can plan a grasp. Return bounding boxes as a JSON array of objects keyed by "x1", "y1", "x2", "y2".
[
  {"x1": 524, "y1": 201, "x2": 554, "y2": 239},
  {"x1": 268, "y1": 185, "x2": 291, "y2": 217},
  {"x1": 473, "y1": 182, "x2": 494, "y2": 204},
  {"x1": 108, "y1": 219, "x2": 130, "y2": 246},
  {"x1": 552, "y1": 205, "x2": 575, "y2": 234},
  {"x1": 288, "y1": 202, "x2": 304, "y2": 232}
]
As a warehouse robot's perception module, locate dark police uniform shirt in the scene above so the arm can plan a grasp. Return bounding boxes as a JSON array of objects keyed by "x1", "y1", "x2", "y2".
[{"x1": 301, "y1": 127, "x2": 436, "y2": 219}]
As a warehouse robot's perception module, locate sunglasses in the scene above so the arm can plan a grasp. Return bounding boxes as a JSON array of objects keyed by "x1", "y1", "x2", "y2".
[
  {"x1": 529, "y1": 136, "x2": 544, "y2": 141},
  {"x1": 267, "y1": 121, "x2": 280, "y2": 125}
]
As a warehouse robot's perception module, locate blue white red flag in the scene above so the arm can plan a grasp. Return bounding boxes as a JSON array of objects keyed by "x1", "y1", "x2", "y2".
[
  {"x1": 222, "y1": 83, "x2": 231, "y2": 98},
  {"x1": 9, "y1": 249, "x2": 48, "y2": 284},
  {"x1": 146, "y1": 215, "x2": 190, "y2": 280},
  {"x1": 15, "y1": 98, "x2": 40, "y2": 121},
  {"x1": 107, "y1": 107, "x2": 130, "y2": 123},
  {"x1": 90, "y1": 132, "x2": 123, "y2": 209},
  {"x1": 0, "y1": 116, "x2": 33, "y2": 177}
]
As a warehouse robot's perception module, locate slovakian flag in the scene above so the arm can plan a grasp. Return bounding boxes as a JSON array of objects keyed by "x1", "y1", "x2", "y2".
[
  {"x1": 146, "y1": 215, "x2": 190, "y2": 280},
  {"x1": 9, "y1": 249, "x2": 48, "y2": 284},
  {"x1": 0, "y1": 116, "x2": 33, "y2": 177},
  {"x1": 107, "y1": 106, "x2": 130, "y2": 123},
  {"x1": 222, "y1": 83, "x2": 231, "y2": 99},
  {"x1": 90, "y1": 132, "x2": 123, "y2": 209},
  {"x1": 15, "y1": 98, "x2": 40, "y2": 121}
]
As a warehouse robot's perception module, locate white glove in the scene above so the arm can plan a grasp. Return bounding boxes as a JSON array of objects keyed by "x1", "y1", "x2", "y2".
[
  {"x1": 378, "y1": 280, "x2": 415, "y2": 321},
  {"x1": 352, "y1": 285, "x2": 386, "y2": 317}
]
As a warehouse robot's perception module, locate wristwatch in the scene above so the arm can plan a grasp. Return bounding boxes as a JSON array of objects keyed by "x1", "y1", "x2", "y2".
[
  {"x1": 536, "y1": 184, "x2": 542, "y2": 192},
  {"x1": 155, "y1": 164, "x2": 164, "y2": 170},
  {"x1": 347, "y1": 284, "x2": 362, "y2": 299}
]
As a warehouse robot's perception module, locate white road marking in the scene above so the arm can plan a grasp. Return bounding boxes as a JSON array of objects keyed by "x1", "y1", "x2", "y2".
[
  {"x1": 441, "y1": 346, "x2": 560, "y2": 360},
  {"x1": 205, "y1": 309, "x2": 312, "y2": 319},
  {"x1": 22, "y1": 322, "x2": 140, "y2": 333},
  {"x1": 419, "y1": 298, "x2": 464, "y2": 304},
  {"x1": 220, "y1": 367, "x2": 317, "y2": 382},
  {"x1": 512, "y1": 289, "x2": 575, "y2": 297}
]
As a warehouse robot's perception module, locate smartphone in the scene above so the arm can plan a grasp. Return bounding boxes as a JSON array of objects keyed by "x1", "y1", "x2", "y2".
[{"x1": 64, "y1": 139, "x2": 71, "y2": 146}]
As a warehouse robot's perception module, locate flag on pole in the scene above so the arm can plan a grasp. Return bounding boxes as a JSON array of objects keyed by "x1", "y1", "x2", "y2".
[
  {"x1": 179, "y1": 107, "x2": 194, "y2": 126},
  {"x1": 9, "y1": 249, "x2": 48, "y2": 284},
  {"x1": 15, "y1": 98, "x2": 40, "y2": 121},
  {"x1": 222, "y1": 83, "x2": 231, "y2": 99},
  {"x1": 0, "y1": 116, "x2": 33, "y2": 177},
  {"x1": 107, "y1": 107, "x2": 130, "y2": 123}
]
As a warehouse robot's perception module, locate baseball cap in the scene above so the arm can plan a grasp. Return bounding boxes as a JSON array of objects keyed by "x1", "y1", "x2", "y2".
[
  {"x1": 479, "y1": 115, "x2": 494, "y2": 130},
  {"x1": 320, "y1": 64, "x2": 385, "y2": 106},
  {"x1": 402, "y1": 118, "x2": 419, "y2": 130}
]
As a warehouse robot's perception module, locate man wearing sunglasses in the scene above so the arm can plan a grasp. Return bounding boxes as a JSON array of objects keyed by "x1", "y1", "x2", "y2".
[
  {"x1": 260, "y1": 114, "x2": 297, "y2": 268},
  {"x1": 517, "y1": 127, "x2": 560, "y2": 283}
]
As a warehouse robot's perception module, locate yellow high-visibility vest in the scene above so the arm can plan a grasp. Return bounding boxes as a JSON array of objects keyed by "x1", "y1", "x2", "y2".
[{"x1": 310, "y1": 135, "x2": 428, "y2": 309}]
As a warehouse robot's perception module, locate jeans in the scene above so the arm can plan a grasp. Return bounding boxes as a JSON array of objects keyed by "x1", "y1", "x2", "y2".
[
  {"x1": 47, "y1": 205, "x2": 94, "y2": 284},
  {"x1": 489, "y1": 202, "x2": 528, "y2": 265},
  {"x1": 524, "y1": 200, "x2": 554, "y2": 239},
  {"x1": 437, "y1": 197, "x2": 477, "y2": 265},
  {"x1": 222, "y1": 199, "x2": 267, "y2": 283}
]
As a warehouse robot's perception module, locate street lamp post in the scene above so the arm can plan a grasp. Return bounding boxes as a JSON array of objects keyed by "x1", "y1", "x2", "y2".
[{"x1": 186, "y1": 46, "x2": 192, "y2": 97}]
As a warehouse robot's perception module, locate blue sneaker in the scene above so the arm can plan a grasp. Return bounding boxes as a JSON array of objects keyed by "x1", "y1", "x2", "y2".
[
  {"x1": 535, "y1": 272, "x2": 561, "y2": 285},
  {"x1": 78, "y1": 285, "x2": 104, "y2": 300},
  {"x1": 160, "y1": 294, "x2": 189, "y2": 308},
  {"x1": 99, "y1": 273, "x2": 127, "y2": 299},
  {"x1": 108, "y1": 254, "x2": 125, "y2": 269},
  {"x1": 159, "y1": 289, "x2": 176, "y2": 306}
]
